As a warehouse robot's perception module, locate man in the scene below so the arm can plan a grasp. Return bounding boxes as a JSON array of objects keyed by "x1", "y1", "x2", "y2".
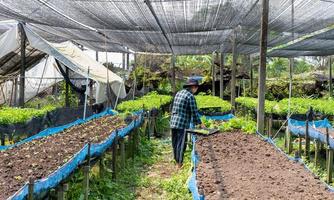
[{"x1": 170, "y1": 78, "x2": 201, "y2": 167}]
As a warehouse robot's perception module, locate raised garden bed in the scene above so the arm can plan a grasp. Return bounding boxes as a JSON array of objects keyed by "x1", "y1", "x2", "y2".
[
  {"x1": 195, "y1": 131, "x2": 334, "y2": 199},
  {"x1": 0, "y1": 115, "x2": 126, "y2": 200}
]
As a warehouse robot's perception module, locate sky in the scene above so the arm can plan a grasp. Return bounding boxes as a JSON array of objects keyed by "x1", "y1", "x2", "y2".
[{"x1": 84, "y1": 48, "x2": 134, "y2": 68}]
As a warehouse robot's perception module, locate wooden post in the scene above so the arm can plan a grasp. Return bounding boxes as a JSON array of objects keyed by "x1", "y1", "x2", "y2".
[
  {"x1": 134, "y1": 53, "x2": 137, "y2": 69},
  {"x1": 13, "y1": 78, "x2": 18, "y2": 106},
  {"x1": 99, "y1": 153, "x2": 104, "y2": 178},
  {"x1": 112, "y1": 131, "x2": 118, "y2": 180},
  {"x1": 315, "y1": 140, "x2": 320, "y2": 166},
  {"x1": 298, "y1": 134, "x2": 302, "y2": 158},
  {"x1": 305, "y1": 120, "x2": 310, "y2": 160},
  {"x1": 231, "y1": 31, "x2": 237, "y2": 108},
  {"x1": 120, "y1": 138, "x2": 125, "y2": 169},
  {"x1": 257, "y1": 0, "x2": 269, "y2": 135},
  {"x1": 126, "y1": 49, "x2": 130, "y2": 71},
  {"x1": 95, "y1": 51, "x2": 99, "y2": 62},
  {"x1": 28, "y1": 177, "x2": 34, "y2": 200},
  {"x1": 18, "y1": 23, "x2": 26, "y2": 107},
  {"x1": 286, "y1": 126, "x2": 292, "y2": 154},
  {"x1": 132, "y1": 130, "x2": 136, "y2": 160},
  {"x1": 220, "y1": 49, "x2": 224, "y2": 99},
  {"x1": 57, "y1": 183, "x2": 65, "y2": 200},
  {"x1": 211, "y1": 52, "x2": 216, "y2": 96},
  {"x1": 0, "y1": 133, "x2": 4, "y2": 146},
  {"x1": 122, "y1": 52, "x2": 126, "y2": 70},
  {"x1": 268, "y1": 115, "x2": 273, "y2": 138},
  {"x1": 249, "y1": 55, "x2": 253, "y2": 93},
  {"x1": 83, "y1": 143, "x2": 91, "y2": 200},
  {"x1": 171, "y1": 55, "x2": 176, "y2": 95},
  {"x1": 65, "y1": 67, "x2": 70, "y2": 107},
  {"x1": 329, "y1": 56, "x2": 333, "y2": 97},
  {"x1": 327, "y1": 148, "x2": 333, "y2": 183}
]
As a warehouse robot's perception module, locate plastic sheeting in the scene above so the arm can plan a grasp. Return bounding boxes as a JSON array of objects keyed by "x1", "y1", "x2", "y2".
[
  {"x1": 24, "y1": 25, "x2": 127, "y2": 99},
  {"x1": 0, "y1": 24, "x2": 126, "y2": 104},
  {"x1": 0, "y1": 56, "x2": 63, "y2": 104},
  {"x1": 5, "y1": 109, "x2": 144, "y2": 199},
  {"x1": 0, "y1": 1, "x2": 334, "y2": 56},
  {"x1": 288, "y1": 118, "x2": 334, "y2": 149}
]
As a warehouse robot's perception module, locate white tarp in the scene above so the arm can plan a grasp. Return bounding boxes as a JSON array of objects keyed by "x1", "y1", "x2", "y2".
[
  {"x1": 23, "y1": 25, "x2": 126, "y2": 102},
  {"x1": 0, "y1": 25, "x2": 19, "y2": 59},
  {"x1": 0, "y1": 56, "x2": 63, "y2": 104}
]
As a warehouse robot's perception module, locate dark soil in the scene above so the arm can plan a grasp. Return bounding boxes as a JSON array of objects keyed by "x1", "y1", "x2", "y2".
[
  {"x1": 196, "y1": 131, "x2": 334, "y2": 200},
  {"x1": 0, "y1": 115, "x2": 125, "y2": 200}
]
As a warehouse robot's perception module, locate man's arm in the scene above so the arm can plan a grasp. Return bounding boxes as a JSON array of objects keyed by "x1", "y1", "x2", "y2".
[{"x1": 189, "y1": 94, "x2": 201, "y2": 125}]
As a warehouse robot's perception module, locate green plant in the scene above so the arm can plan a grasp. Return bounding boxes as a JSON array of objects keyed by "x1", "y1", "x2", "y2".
[
  {"x1": 59, "y1": 81, "x2": 79, "y2": 107},
  {"x1": 0, "y1": 106, "x2": 56, "y2": 125},
  {"x1": 117, "y1": 92, "x2": 172, "y2": 112},
  {"x1": 195, "y1": 94, "x2": 232, "y2": 112}
]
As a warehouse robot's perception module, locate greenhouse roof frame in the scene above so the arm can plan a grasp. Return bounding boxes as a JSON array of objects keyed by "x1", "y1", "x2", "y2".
[{"x1": 0, "y1": 0, "x2": 333, "y2": 56}]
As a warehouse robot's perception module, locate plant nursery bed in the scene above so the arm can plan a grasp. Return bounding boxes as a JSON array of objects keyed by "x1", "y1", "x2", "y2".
[
  {"x1": 0, "y1": 115, "x2": 126, "y2": 200},
  {"x1": 196, "y1": 131, "x2": 334, "y2": 200}
]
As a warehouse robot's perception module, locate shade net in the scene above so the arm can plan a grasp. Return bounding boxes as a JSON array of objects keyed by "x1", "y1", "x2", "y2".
[{"x1": 0, "y1": 0, "x2": 333, "y2": 56}]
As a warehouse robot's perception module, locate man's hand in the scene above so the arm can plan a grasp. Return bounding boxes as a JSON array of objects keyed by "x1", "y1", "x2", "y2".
[{"x1": 196, "y1": 123, "x2": 206, "y2": 129}]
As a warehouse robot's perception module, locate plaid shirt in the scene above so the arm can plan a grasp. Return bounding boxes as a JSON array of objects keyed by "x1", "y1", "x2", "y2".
[{"x1": 170, "y1": 89, "x2": 201, "y2": 129}]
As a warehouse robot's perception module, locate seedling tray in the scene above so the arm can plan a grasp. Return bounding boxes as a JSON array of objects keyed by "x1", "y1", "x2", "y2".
[{"x1": 186, "y1": 128, "x2": 219, "y2": 136}]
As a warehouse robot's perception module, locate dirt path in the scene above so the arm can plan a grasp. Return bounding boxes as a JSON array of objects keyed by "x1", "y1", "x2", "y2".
[
  {"x1": 135, "y1": 139, "x2": 192, "y2": 200},
  {"x1": 196, "y1": 131, "x2": 334, "y2": 200}
]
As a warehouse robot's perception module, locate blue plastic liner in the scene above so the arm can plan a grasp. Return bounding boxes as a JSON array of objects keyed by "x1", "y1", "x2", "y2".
[
  {"x1": 288, "y1": 118, "x2": 334, "y2": 149},
  {"x1": 201, "y1": 113, "x2": 235, "y2": 121},
  {"x1": 8, "y1": 110, "x2": 144, "y2": 200},
  {"x1": 188, "y1": 134, "x2": 201, "y2": 200},
  {"x1": 0, "y1": 109, "x2": 116, "y2": 151}
]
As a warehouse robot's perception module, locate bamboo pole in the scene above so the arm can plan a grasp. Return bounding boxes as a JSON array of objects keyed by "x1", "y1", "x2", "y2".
[
  {"x1": 220, "y1": 50, "x2": 224, "y2": 99},
  {"x1": 171, "y1": 55, "x2": 176, "y2": 95},
  {"x1": 231, "y1": 31, "x2": 237, "y2": 108},
  {"x1": 305, "y1": 120, "x2": 310, "y2": 160},
  {"x1": 212, "y1": 52, "x2": 216, "y2": 96},
  {"x1": 112, "y1": 131, "x2": 118, "y2": 180},
  {"x1": 329, "y1": 56, "x2": 333, "y2": 97}
]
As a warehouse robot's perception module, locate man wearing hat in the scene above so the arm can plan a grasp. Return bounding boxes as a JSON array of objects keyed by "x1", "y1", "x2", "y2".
[{"x1": 170, "y1": 78, "x2": 202, "y2": 168}]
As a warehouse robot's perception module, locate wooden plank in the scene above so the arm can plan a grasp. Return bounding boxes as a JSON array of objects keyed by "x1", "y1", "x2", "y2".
[{"x1": 256, "y1": 0, "x2": 269, "y2": 134}]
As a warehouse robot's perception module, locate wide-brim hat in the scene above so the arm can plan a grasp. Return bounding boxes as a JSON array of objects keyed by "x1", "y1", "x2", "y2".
[{"x1": 183, "y1": 78, "x2": 200, "y2": 88}]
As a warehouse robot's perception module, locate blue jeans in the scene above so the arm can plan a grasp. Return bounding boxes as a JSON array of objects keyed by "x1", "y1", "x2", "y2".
[{"x1": 171, "y1": 129, "x2": 187, "y2": 164}]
